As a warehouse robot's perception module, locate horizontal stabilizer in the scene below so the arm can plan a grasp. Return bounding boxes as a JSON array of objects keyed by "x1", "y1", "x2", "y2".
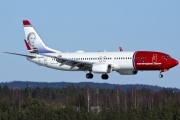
[{"x1": 4, "y1": 52, "x2": 36, "y2": 58}]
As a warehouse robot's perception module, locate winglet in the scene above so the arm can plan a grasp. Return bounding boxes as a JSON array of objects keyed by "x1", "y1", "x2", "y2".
[
  {"x1": 24, "y1": 39, "x2": 31, "y2": 50},
  {"x1": 23, "y1": 20, "x2": 32, "y2": 27},
  {"x1": 119, "y1": 47, "x2": 123, "y2": 52}
]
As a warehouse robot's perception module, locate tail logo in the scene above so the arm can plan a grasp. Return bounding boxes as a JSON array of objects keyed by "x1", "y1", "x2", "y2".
[{"x1": 27, "y1": 32, "x2": 36, "y2": 48}]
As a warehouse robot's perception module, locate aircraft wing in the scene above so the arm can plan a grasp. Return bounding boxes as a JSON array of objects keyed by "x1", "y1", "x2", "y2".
[
  {"x1": 44, "y1": 54, "x2": 93, "y2": 70},
  {"x1": 4, "y1": 52, "x2": 36, "y2": 58}
]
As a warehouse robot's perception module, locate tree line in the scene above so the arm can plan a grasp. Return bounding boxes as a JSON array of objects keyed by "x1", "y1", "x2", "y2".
[{"x1": 0, "y1": 84, "x2": 180, "y2": 119}]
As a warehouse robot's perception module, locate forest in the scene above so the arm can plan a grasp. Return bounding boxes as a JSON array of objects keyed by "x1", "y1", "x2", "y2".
[{"x1": 0, "y1": 82, "x2": 180, "y2": 120}]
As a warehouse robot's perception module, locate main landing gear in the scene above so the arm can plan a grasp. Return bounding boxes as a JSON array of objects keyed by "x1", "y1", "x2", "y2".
[
  {"x1": 101, "y1": 74, "x2": 109, "y2": 80},
  {"x1": 86, "y1": 73, "x2": 93, "y2": 79},
  {"x1": 86, "y1": 72, "x2": 109, "y2": 80}
]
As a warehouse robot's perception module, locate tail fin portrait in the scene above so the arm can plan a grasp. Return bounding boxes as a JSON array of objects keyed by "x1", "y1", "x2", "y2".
[{"x1": 23, "y1": 20, "x2": 60, "y2": 53}]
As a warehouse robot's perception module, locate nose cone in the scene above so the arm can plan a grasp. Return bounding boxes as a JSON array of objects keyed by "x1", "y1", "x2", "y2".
[{"x1": 172, "y1": 59, "x2": 179, "y2": 67}]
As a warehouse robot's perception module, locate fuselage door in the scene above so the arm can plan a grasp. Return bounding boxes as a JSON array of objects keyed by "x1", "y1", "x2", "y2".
[
  {"x1": 152, "y1": 54, "x2": 159, "y2": 69},
  {"x1": 152, "y1": 54, "x2": 157, "y2": 63}
]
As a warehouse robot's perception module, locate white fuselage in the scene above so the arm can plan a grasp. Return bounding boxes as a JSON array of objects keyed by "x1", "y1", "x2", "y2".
[{"x1": 27, "y1": 51, "x2": 136, "y2": 73}]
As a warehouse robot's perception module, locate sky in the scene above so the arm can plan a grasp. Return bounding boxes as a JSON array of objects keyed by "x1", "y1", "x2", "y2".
[{"x1": 1, "y1": 1, "x2": 180, "y2": 88}]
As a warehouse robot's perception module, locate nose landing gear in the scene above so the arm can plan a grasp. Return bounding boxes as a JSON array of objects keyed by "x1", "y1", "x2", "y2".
[
  {"x1": 159, "y1": 74, "x2": 163, "y2": 78},
  {"x1": 159, "y1": 69, "x2": 168, "y2": 78}
]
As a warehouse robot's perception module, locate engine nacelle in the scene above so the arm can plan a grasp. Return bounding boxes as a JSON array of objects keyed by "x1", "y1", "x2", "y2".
[
  {"x1": 92, "y1": 63, "x2": 112, "y2": 73},
  {"x1": 118, "y1": 70, "x2": 138, "y2": 75}
]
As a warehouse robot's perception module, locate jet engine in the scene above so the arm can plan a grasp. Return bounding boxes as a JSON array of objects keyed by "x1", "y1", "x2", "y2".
[{"x1": 92, "y1": 63, "x2": 112, "y2": 73}]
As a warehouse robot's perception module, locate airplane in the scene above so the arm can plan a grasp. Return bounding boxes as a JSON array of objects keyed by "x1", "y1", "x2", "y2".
[{"x1": 4, "y1": 20, "x2": 178, "y2": 80}]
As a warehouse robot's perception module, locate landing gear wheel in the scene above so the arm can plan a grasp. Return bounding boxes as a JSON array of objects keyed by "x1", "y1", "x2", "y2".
[
  {"x1": 159, "y1": 74, "x2": 163, "y2": 78},
  {"x1": 101, "y1": 74, "x2": 109, "y2": 80},
  {"x1": 86, "y1": 73, "x2": 93, "y2": 79}
]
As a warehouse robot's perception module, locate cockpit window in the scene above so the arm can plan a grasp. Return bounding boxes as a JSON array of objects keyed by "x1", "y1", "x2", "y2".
[{"x1": 162, "y1": 56, "x2": 171, "y2": 59}]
